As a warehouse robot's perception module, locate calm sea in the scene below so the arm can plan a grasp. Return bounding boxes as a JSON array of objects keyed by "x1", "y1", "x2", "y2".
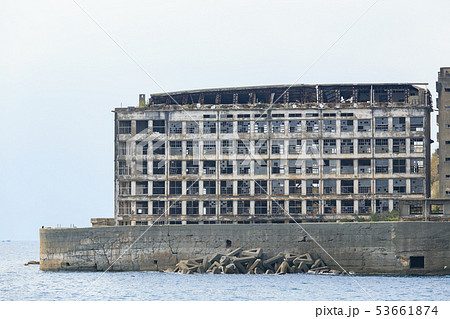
[{"x1": 0, "y1": 241, "x2": 448, "y2": 301}]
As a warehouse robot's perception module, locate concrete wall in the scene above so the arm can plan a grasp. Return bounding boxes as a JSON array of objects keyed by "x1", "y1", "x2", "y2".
[{"x1": 40, "y1": 222, "x2": 450, "y2": 275}]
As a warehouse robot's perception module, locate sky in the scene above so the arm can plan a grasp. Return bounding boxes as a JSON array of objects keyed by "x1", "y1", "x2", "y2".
[{"x1": 1, "y1": 0, "x2": 449, "y2": 241}]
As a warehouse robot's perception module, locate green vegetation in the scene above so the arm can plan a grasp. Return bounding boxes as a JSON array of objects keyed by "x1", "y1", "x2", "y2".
[{"x1": 431, "y1": 149, "x2": 439, "y2": 198}]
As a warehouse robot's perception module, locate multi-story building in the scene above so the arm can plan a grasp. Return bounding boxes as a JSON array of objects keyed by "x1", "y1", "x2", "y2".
[
  {"x1": 114, "y1": 83, "x2": 431, "y2": 226},
  {"x1": 437, "y1": 68, "x2": 450, "y2": 197}
]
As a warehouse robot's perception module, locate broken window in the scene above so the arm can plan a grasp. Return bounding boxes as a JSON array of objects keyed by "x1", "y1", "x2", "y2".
[
  {"x1": 340, "y1": 139, "x2": 354, "y2": 154},
  {"x1": 220, "y1": 121, "x2": 233, "y2": 134},
  {"x1": 341, "y1": 200, "x2": 354, "y2": 214},
  {"x1": 220, "y1": 180, "x2": 233, "y2": 195},
  {"x1": 271, "y1": 120, "x2": 285, "y2": 133},
  {"x1": 358, "y1": 200, "x2": 371, "y2": 215},
  {"x1": 186, "y1": 181, "x2": 199, "y2": 195},
  {"x1": 341, "y1": 180, "x2": 354, "y2": 194},
  {"x1": 357, "y1": 119, "x2": 371, "y2": 132},
  {"x1": 376, "y1": 180, "x2": 389, "y2": 193},
  {"x1": 306, "y1": 113, "x2": 318, "y2": 118},
  {"x1": 255, "y1": 200, "x2": 268, "y2": 215},
  {"x1": 393, "y1": 159, "x2": 406, "y2": 173},
  {"x1": 324, "y1": 200, "x2": 336, "y2": 214},
  {"x1": 153, "y1": 181, "x2": 165, "y2": 195},
  {"x1": 306, "y1": 200, "x2": 319, "y2": 214},
  {"x1": 410, "y1": 159, "x2": 424, "y2": 173},
  {"x1": 237, "y1": 200, "x2": 250, "y2": 215},
  {"x1": 136, "y1": 161, "x2": 148, "y2": 175},
  {"x1": 136, "y1": 141, "x2": 148, "y2": 155},
  {"x1": 358, "y1": 180, "x2": 371, "y2": 194},
  {"x1": 393, "y1": 139, "x2": 406, "y2": 153},
  {"x1": 272, "y1": 140, "x2": 285, "y2": 154},
  {"x1": 169, "y1": 160, "x2": 182, "y2": 175},
  {"x1": 254, "y1": 180, "x2": 268, "y2": 195},
  {"x1": 393, "y1": 117, "x2": 406, "y2": 132},
  {"x1": 186, "y1": 160, "x2": 199, "y2": 175},
  {"x1": 341, "y1": 120, "x2": 353, "y2": 132},
  {"x1": 238, "y1": 181, "x2": 250, "y2": 195},
  {"x1": 288, "y1": 160, "x2": 302, "y2": 174},
  {"x1": 220, "y1": 160, "x2": 233, "y2": 174},
  {"x1": 306, "y1": 120, "x2": 319, "y2": 132},
  {"x1": 289, "y1": 120, "x2": 302, "y2": 133},
  {"x1": 306, "y1": 180, "x2": 319, "y2": 195},
  {"x1": 237, "y1": 160, "x2": 250, "y2": 174},
  {"x1": 323, "y1": 180, "x2": 336, "y2": 194},
  {"x1": 136, "y1": 181, "x2": 148, "y2": 195},
  {"x1": 169, "y1": 201, "x2": 182, "y2": 215},
  {"x1": 393, "y1": 179, "x2": 406, "y2": 193},
  {"x1": 340, "y1": 159, "x2": 354, "y2": 174},
  {"x1": 323, "y1": 159, "x2": 337, "y2": 174},
  {"x1": 411, "y1": 178, "x2": 424, "y2": 194},
  {"x1": 272, "y1": 200, "x2": 285, "y2": 215},
  {"x1": 169, "y1": 122, "x2": 182, "y2": 134},
  {"x1": 255, "y1": 140, "x2": 268, "y2": 155},
  {"x1": 271, "y1": 180, "x2": 285, "y2": 195},
  {"x1": 136, "y1": 201, "x2": 148, "y2": 214},
  {"x1": 219, "y1": 201, "x2": 233, "y2": 215},
  {"x1": 118, "y1": 160, "x2": 131, "y2": 175},
  {"x1": 306, "y1": 159, "x2": 319, "y2": 175},
  {"x1": 323, "y1": 120, "x2": 336, "y2": 133},
  {"x1": 323, "y1": 139, "x2": 337, "y2": 154},
  {"x1": 150, "y1": 160, "x2": 165, "y2": 176},
  {"x1": 135, "y1": 120, "x2": 148, "y2": 134},
  {"x1": 305, "y1": 139, "x2": 319, "y2": 154},
  {"x1": 237, "y1": 140, "x2": 250, "y2": 154},
  {"x1": 169, "y1": 141, "x2": 182, "y2": 155},
  {"x1": 410, "y1": 138, "x2": 424, "y2": 153},
  {"x1": 409, "y1": 204, "x2": 423, "y2": 215},
  {"x1": 289, "y1": 113, "x2": 302, "y2": 118},
  {"x1": 289, "y1": 180, "x2": 302, "y2": 194},
  {"x1": 152, "y1": 201, "x2": 165, "y2": 215},
  {"x1": 152, "y1": 140, "x2": 165, "y2": 155},
  {"x1": 186, "y1": 140, "x2": 199, "y2": 156},
  {"x1": 204, "y1": 201, "x2": 216, "y2": 215},
  {"x1": 358, "y1": 139, "x2": 371, "y2": 154},
  {"x1": 254, "y1": 121, "x2": 268, "y2": 133},
  {"x1": 119, "y1": 120, "x2": 132, "y2": 134},
  {"x1": 119, "y1": 181, "x2": 131, "y2": 196},
  {"x1": 153, "y1": 120, "x2": 165, "y2": 134},
  {"x1": 289, "y1": 200, "x2": 302, "y2": 215},
  {"x1": 375, "y1": 138, "x2": 389, "y2": 153},
  {"x1": 203, "y1": 161, "x2": 216, "y2": 175},
  {"x1": 186, "y1": 121, "x2": 199, "y2": 134},
  {"x1": 375, "y1": 117, "x2": 388, "y2": 131},
  {"x1": 358, "y1": 159, "x2": 371, "y2": 174},
  {"x1": 375, "y1": 159, "x2": 389, "y2": 174},
  {"x1": 169, "y1": 181, "x2": 182, "y2": 195},
  {"x1": 271, "y1": 160, "x2": 285, "y2": 174},
  {"x1": 118, "y1": 201, "x2": 131, "y2": 215},
  {"x1": 238, "y1": 121, "x2": 251, "y2": 133},
  {"x1": 376, "y1": 199, "x2": 389, "y2": 213},
  {"x1": 237, "y1": 113, "x2": 250, "y2": 119},
  {"x1": 288, "y1": 139, "x2": 302, "y2": 154},
  {"x1": 410, "y1": 117, "x2": 423, "y2": 132},
  {"x1": 203, "y1": 181, "x2": 216, "y2": 195},
  {"x1": 221, "y1": 140, "x2": 233, "y2": 155},
  {"x1": 254, "y1": 160, "x2": 267, "y2": 175},
  {"x1": 203, "y1": 141, "x2": 216, "y2": 155},
  {"x1": 186, "y1": 201, "x2": 199, "y2": 215},
  {"x1": 203, "y1": 121, "x2": 216, "y2": 134},
  {"x1": 118, "y1": 141, "x2": 128, "y2": 155}
]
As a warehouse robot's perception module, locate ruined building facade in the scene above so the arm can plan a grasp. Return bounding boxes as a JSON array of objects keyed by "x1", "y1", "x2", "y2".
[
  {"x1": 437, "y1": 68, "x2": 450, "y2": 197},
  {"x1": 114, "y1": 84, "x2": 431, "y2": 225}
]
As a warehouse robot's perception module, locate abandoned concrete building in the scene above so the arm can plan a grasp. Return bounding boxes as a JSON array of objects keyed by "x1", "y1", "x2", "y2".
[
  {"x1": 437, "y1": 67, "x2": 450, "y2": 198},
  {"x1": 114, "y1": 83, "x2": 433, "y2": 225}
]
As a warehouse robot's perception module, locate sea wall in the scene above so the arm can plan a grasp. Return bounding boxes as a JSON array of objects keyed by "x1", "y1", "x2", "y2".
[{"x1": 39, "y1": 221, "x2": 450, "y2": 275}]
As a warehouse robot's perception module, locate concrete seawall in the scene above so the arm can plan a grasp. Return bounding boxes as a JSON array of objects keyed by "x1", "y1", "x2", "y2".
[{"x1": 39, "y1": 222, "x2": 450, "y2": 275}]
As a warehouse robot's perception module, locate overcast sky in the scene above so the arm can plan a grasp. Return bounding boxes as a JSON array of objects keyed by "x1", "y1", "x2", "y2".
[{"x1": 1, "y1": 0, "x2": 449, "y2": 240}]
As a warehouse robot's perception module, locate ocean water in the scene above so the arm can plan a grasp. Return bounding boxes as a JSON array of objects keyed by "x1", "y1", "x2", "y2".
[{"x1": 0, "y1": 241, "x2": 449, "y2": 301}]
